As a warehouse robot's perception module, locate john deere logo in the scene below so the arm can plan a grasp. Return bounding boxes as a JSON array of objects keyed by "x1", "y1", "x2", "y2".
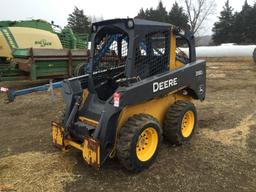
[{"x1": 35, "y1": 39, "x2": 52, "y2": 47}]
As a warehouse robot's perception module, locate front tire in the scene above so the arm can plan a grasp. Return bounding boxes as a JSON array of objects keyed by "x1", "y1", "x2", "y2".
[{"x1": 117, "y1": 114, "x2": 162, "y2": 172}]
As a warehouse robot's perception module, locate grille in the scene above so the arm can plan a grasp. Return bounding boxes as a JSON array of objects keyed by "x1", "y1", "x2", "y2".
[{"x1": 135, "y1": 31, "x2": 170, "y2": 79}]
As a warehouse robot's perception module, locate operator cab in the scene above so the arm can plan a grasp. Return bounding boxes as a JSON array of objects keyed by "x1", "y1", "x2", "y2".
[{"x1": 87, "y1": 18, "x2": 195, "y2": 102}]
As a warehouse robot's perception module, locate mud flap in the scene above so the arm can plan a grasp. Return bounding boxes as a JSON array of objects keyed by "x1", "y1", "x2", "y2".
[{"x1": 82, "y1": 136, "x2": 101, "y2": 169}]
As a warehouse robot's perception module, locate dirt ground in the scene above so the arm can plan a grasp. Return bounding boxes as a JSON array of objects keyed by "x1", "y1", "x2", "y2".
[{"x1": 0, "y1": 61, "x2": 256, "y2": 192}]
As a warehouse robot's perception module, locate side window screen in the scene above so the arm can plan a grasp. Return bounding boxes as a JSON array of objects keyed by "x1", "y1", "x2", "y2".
[
  {"x1": 135, "y1": 31, "x2": 170, "y2": 79},
  {"x1": 151, "y1": 34, "x2": 166, "y2": 56}
]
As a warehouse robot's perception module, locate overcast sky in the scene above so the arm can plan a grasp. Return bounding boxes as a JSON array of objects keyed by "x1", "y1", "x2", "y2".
[{"x1": 1, "y1": 0, "x2": 255, "y2": 35}]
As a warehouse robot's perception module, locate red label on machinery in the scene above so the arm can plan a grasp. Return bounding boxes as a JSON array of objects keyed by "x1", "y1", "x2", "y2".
[{"x1": 113, "y1": 92, "x2": 120, "y2": 107}]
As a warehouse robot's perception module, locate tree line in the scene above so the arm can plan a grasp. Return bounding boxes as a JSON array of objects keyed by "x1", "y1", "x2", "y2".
[
  {"x1": 66, "y1": 0, "x2": 215, "y2": 38},
  {"x1": 136, "y1": 1, "x2": 189, "y2": 31},
  {"x1": 212, "y1": 0, "x2": 256, "y2": 45},
  {"x1": 66, "y1": 0, "x2": 256, "y2": 45},
  {"x1": 136, "y1": 0, "x2": 216, "y2": 35}
]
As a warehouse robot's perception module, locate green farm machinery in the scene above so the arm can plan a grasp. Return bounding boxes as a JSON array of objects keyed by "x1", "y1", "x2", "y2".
[{"x1": 0, "y1": 19, "x2": 89, "y2": 82}]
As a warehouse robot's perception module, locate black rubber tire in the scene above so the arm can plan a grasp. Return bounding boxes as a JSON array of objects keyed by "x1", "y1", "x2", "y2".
[
  {"x1": 116, "y1": 114, "x2": 163, "y2": 172},
  {"x1": 74, "y1": 63, "x2": 86, "y2": 76},
  {"x1": 164, "y1": 100, "x2": 197, "y2": 145},
  {"x1": 253, "y1": 48, "x2": 256, "y2": 64}
]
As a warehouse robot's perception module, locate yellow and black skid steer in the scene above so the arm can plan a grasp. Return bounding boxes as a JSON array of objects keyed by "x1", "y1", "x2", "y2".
[{"x1": 52, "y1": 18, "x2": 206, "y2": 172}]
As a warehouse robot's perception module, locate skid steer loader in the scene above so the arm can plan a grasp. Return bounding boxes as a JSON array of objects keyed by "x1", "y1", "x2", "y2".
[{"x1": 51, "y1": 18, "x2": 206, "y2": 172}]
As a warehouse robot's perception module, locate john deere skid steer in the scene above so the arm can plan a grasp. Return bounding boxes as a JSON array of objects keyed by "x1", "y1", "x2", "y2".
[{"x1": 52, "y1": 18, "x2": 206, "y2": 172}]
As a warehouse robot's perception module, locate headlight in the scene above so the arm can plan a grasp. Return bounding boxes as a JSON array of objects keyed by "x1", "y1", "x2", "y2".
[
  {"x1": 126, "y1": 19, "x2": 134, "y2": 29},
  {"x1": 92, "y1": 25, "x2": 97, "y2": 32}
]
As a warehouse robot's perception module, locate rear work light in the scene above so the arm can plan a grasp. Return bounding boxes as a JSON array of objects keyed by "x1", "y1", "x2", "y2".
[
  {"x1": 113, "y1": 92, "x2": 120, "y2": 107},
  {"x1": 0, "y1": 87, "x2": 8, "y2": 92}
]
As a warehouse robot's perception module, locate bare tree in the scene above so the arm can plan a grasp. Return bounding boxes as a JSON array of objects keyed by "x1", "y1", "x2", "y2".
[{"x1": 183, "y1": 0, "x2": 216, "y2": 34}]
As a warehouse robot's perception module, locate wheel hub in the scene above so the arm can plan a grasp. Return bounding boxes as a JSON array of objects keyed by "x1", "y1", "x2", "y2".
[
  {"x1": 181, "y1": 110, "x2": 195, "y2": 138},
  {"x1": 136, "y1": 127, "x2": 158, "y2": 161}
]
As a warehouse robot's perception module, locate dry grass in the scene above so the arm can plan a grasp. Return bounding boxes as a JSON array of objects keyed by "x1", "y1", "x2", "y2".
[
  {"x1": 201, "y1": 112, "x2": 256, "y2": 148},
  {"x1": 208, "y1": 73, "x2": 226, "y2": 78},
  {"x1": 0, "y1": 151, "x2": 76, "y2": 192}
]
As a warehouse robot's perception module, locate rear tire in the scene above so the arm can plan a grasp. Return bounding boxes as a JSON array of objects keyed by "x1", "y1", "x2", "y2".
[
  {"x1": 253, "y1": 48, "x2": 256, "y2": 64},
  {"x1": 117, "y1": 114, "x2": 162, "y2": 172},
  {"x1": 164, "y1": 100, "x2": 197, "y2": 145}
]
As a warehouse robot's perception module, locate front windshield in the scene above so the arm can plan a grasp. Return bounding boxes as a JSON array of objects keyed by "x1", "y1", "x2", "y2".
[{"x1": 92, "y1": 29, "x2": 129, "y2": 72}]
